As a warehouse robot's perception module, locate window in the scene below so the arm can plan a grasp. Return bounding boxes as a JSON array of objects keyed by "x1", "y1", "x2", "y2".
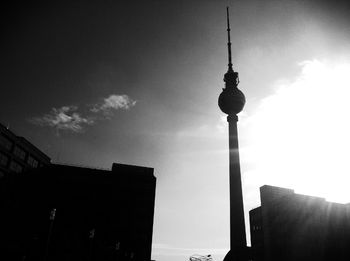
[
  {"x1": 0, "y1": 134, "x2": 13, "y2": 151},
  {"x1": 0, "y1": 153, "x2": 8, "y2": 166},
  {"x1": 9, "y1": 161, "x2": 23, "y2": 173},
  {"x1": 13, "y1": 146, "x2": 26, "y2": 160},
  {"x1": 27, "y1": 155, "x2": 38, "y2": 168}
]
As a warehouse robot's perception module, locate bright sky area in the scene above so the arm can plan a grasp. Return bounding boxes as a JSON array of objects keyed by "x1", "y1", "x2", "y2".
[{"x1": 1, "y1": 1, "x2": 350, "y2": 261}]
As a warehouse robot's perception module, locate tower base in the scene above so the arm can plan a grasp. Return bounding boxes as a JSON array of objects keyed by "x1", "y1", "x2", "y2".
[{"x1": 223, "y1": 247, "x2": 249, "y2": 261}]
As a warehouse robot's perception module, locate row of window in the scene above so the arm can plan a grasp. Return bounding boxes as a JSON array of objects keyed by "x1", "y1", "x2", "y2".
[
  {"x1": 252, "y1": 225, "x2": 262, "y2": 231},
  {"x1": 0, "y1": 156, "x2": 23, "y2": 174},
  {"x1": 0, "y1": 151, "x2": 40, "y2": 173},
  {"x1": 0, "y1": 133, "x2": 45, "y2": 175},
  {"x1": 0, "y1": 133, "x2": 40, "y2": 167}
]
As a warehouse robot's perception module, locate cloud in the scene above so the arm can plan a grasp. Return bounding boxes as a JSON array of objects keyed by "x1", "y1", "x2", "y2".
[
  {"x1": 30, "y1": 94, "x2": 136, "y2": 133},
  {"x1": 30, "y1": 106, "x2": 95, "y2": 133},
  {"x1": 91, "y1": 94, "x2": 136, "y2": 115}
]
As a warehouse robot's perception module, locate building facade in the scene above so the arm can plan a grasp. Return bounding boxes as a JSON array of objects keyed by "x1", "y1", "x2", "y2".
[
  {"x1": 0, "y1": 122, "x2": 51, "y2": 178},
  {"x1": 0, "y1": 163, "x2": 156, "y2": 261},
  {"x1": 250, "y1": 185, "x2": 350, "y2": 261}
]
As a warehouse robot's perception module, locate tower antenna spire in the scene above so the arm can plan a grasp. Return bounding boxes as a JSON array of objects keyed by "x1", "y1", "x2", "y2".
[{"x1": 226, "y1": 6, "x2": 233, "y2": 70}]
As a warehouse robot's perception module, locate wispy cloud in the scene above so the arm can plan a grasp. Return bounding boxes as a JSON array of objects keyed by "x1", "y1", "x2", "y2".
[
  {"x1": 90, "y1": 94, "x2": 136, "y2": 116},
  {"x1": 29, "y1": 106, "x2": 94, "y2": 133},
  {"x1": 30, "y1": 94, "x2": 136, "y2": 133}
]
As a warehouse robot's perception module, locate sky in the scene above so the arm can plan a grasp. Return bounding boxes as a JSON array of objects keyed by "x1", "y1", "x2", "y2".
[{"x1": 2, "y1": 0, "x2": 350, "y2": 261}]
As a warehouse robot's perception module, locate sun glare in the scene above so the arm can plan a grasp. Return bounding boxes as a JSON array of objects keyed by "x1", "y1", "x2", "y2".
[{"x1": 243, "y1": 59, "x2": 350, "y2": 203}]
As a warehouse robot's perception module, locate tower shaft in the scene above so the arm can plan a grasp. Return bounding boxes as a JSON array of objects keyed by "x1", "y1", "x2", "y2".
[{"x1": 228, "y1": 115, "x2": 247, "y2": 250}]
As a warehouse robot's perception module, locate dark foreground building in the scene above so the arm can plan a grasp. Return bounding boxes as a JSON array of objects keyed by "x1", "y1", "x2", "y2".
[
  {"x1": 0, "y1": 163, "x2": 156, "y2": 261},
  {"x1": 0, "y1": 122, "x2": 51, "y2": 177},
  {"x1": 250, "y1": 185, "x2": 350, "y2": 261}
]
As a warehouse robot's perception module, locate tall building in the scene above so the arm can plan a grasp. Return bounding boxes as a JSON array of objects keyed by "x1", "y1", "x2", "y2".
[
  {"x1": 218, "y1": 7, "x2": 247, "y2": 261},
  {"x1": 0, "y1": 122, "x2": 51, "y2": 178},
  {"x1": 0, "y1": 163, "x2": 156, "y2": 261},
  {"x1": 250, "y1": 185, "x2": 350, "y2": 261}
]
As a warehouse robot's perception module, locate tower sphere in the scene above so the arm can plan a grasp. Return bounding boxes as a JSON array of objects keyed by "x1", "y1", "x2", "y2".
[{"x1": 218, "y1": 87, "x2": 246, "y2": 115}]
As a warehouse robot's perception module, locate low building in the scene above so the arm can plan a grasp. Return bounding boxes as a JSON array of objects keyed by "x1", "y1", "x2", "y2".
[
  {"x1": 0, "y1": 122, "x2": 51, "y2": 178},
  {"x1": 250, "y1": 185, "x2": 350, "y2": 261},
  {"x1": 0, "y1": 163, "x2": 156, "y2": 261}
]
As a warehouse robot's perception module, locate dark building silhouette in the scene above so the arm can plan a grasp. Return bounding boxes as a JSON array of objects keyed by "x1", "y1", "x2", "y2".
[
  {"x1": 250, "y1": 185, "x2": 350, "y2": 261},
  {"x1": 0, "y1": 122, "x2": 51, "y2": 178},
  {"x1": 0, "y1": 163, "x2": 156, "y2": 261}
]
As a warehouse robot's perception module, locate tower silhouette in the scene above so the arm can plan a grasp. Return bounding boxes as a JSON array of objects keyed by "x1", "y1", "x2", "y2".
[{"x1": 218, "y1": 7, "x2": 247, "y2": 261}]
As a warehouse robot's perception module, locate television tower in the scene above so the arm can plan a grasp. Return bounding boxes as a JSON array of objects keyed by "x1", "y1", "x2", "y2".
[{"x1": 218, "y1": 7, "x2": 247, "y2": 261}]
